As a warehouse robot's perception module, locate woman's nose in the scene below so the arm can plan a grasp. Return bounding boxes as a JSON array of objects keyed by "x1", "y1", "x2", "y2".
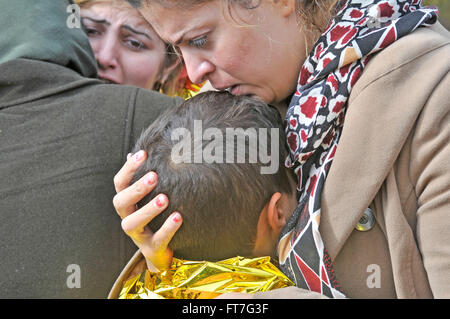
[
  {"x1": 95, "y1": 36, "x2": 119, "y2": 70},
  {"x1": 183, "y1": 54, "x2": 215, "y2": 84}
]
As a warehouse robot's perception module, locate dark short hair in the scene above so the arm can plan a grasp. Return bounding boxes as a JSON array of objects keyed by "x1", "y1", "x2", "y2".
[
  {"x1": 132, "y1": 91, "x2": 294, "y2": 261},
  {"x1": 125, "y1": 0, "x2": 142, "y2": 8}
]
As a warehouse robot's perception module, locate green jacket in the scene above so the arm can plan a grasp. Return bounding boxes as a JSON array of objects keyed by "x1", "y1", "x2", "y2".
[{"x1": 0, "y1": 0, "x2": 181, "y2": 298}]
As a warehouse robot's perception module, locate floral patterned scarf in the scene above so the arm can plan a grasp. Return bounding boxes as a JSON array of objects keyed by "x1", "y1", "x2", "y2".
[{"x1": 278, "y1": 0, "x2": 438, "y2": 298}]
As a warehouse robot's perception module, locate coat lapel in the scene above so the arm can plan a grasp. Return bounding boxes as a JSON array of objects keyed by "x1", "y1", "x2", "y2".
[{"x1": 318, "y1": 26, "x2": 449, "y2": 259}]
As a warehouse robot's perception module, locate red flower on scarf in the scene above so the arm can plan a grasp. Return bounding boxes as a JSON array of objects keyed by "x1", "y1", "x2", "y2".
[
  {"x1": 287, "y1": 132, "x2": 298, "y2": 152},
  {"x1": 341, "y1": 28, "x2": 358, "y2": 46},
  {"x1": 300, "y1": 129, "x2": 308, "y2": 143},
  {"x1": 289, "y1": 119, "x2": 298, "y2": 129},
  {"x1": 349, "y1": 9, "x2": 363, "y2": 19},
  {"x1": 322, "y1": 57, "x2": 333, "y2": 69},
  {"x1": 321, "y1": 96, "x2": 327, "y2": 107},
  {"x1": 379, "y1": 2, "x2": 395, "y2": 18},
  {"x1": 314, "y1": 43, "x2": 324, "y2": 60},
  {"x1": 327, "y1": 74, "x2": 339, "y2": 93},
  {"x1": 301, "y1": 96, "x2": 318, "y2": 119},
  {"x1": 299, "y1": 66, "x2": 312, "y2": 86},
  {"x1": 329, "y1": 24, "x2": 352, "y2": 42},
  {"x1": 339, "y1": 64, "x2": 351, "y2": 77},
  {"x1": 332, "y1": 100, "x2": 345, "y2": 114}
]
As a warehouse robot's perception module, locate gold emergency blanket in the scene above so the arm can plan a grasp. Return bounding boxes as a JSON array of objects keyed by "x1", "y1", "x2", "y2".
[{"x1": 119, "y1": 256, "x2": 294, "y2": 299}]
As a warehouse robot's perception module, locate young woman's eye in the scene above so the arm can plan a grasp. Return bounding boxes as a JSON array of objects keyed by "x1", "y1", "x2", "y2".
[
  {"x1": 84, "y1": 27, "x2": 100, "y2": 37},
  {"x1": 189, "y1": 36, "x2": 207, "y2": 48},
  {"x1": 125, "y1": 38, "x2": 147, "y2": 50}
]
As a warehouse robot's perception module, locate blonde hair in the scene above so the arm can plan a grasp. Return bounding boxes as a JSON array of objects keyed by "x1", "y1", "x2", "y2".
[
  {"x1": 75, "y1": 0, "x2": 184, "y2": 96},
  {"x1": 143, "y1": 0, "x2": 339, "y2": 53}
]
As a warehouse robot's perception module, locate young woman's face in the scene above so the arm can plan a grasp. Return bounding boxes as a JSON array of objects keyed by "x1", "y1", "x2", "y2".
[
  {"x1": 140, "y1": 0, "x2": 307, "y2": 106},
  {"x1": 81, "y1": 2, "x2": 168, "y2": 89}
]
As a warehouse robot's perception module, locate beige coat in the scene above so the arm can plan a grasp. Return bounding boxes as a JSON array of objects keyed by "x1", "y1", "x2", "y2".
[{"x1": 108, "y1": 23, "x2": 450, "y2": 299}]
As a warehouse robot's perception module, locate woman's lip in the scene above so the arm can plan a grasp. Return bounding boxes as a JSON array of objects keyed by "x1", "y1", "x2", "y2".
[
  {"x1": 98, "y1": 75, "x2": 120, "y2": 84},
  {"x1": 218, "y1": 84, "x2": 236, "y2": 92},
  {"x1": 220, "y1": 84, "x2": 249, "y2": 96},
  {"x1": 228, "y1": 85, "x2": 241, "y2": 95}
]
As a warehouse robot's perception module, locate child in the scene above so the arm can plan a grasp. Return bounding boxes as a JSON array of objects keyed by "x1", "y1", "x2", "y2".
[
  {"x1": 109, "y1": 91, "x2": 298, "y2": 298},
  {"x1": 133, "y1": 91, "x2": 298, "y2": 261}
]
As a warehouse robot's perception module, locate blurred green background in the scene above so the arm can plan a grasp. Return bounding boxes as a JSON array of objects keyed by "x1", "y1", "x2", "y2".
[{"x1": 423, "y1": 0, "x2": 450, "y2": 29}]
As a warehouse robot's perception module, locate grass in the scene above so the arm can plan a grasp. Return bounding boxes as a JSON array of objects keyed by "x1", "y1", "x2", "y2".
[{"x1": 423, "y1": 0, "x2": 450, "y2": 29}]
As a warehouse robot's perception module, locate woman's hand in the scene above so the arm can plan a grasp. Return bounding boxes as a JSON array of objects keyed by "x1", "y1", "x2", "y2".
[{"x1": 113, "y1": 150, "x2": 182, "y2": 272}]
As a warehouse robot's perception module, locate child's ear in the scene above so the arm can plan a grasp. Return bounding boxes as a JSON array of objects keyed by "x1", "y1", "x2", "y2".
[{"x1": 266, "y1": 192, "x2": 289, "y2": 234}]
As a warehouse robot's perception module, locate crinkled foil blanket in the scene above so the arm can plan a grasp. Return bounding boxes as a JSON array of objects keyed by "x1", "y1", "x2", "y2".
[{"x1": 119, "y1": 256, "x2": 294, "y2": 299}]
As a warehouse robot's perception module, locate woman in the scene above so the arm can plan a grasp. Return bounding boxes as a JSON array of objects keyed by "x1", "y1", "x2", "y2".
[
  {"x1": 112, "y1": 0, "x2": 449, "y2": 298},
  {"x1": 75, "y1": 0, "x2": 182, "y2": 95}
]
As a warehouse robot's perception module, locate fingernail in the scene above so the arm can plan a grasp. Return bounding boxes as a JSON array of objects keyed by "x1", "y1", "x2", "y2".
[
  {"x1": 134, "y1": 150, "x2": 144, "y2": 162},
  {"x1": 172, "y1": 213, "x2": 181, "y2": 223},
  {"x1": 145, "y1": 172, "x2": 157, "y2": 185},
  {"x1": 155, "y1": 195, "x2": 166, "y2": 208},
  {"x1": 127, "y1": 153, "x2": 133, "y2": 160}
]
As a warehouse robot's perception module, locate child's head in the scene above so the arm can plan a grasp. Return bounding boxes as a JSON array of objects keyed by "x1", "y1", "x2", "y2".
[{"x1": 132, "y1": 91, "x2": 297, "y2": 261}]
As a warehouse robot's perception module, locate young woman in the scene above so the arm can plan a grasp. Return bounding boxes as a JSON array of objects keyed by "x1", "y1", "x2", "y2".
[
  {"x1": 75, "y1": 0, "x2": 182, "y2": 95},
  {"x1": 112, "y1": 0, "x2": 449, "y2": 298}
]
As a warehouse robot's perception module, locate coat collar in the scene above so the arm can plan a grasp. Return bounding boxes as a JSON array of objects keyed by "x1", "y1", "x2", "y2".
[{"x1": 0, "y1": 59, "x2": 100, "y2": 109}]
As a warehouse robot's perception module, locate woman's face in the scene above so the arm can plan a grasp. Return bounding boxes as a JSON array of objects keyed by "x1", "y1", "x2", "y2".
[
  {"x1": 140, "y1": 0, "x2": 307, "y2": 106},
  {"x1": 81, "y1": 2, "x2": 168, "y2": 89}
]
